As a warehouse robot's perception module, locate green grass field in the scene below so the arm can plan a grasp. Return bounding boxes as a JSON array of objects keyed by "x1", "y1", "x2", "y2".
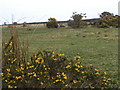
[{"x1": 2, "y1": 26, "x2": 118, "y2": 82}]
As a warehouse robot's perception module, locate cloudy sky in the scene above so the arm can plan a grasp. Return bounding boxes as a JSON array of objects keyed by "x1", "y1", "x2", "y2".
[{"x1": 0, "y1": 0, "x2": 119, "y2": 24}]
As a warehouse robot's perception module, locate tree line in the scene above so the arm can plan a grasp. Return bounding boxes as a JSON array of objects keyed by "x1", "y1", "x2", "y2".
[{"x1": 46, "y1": 11, "x2": 119, "y2": 28}]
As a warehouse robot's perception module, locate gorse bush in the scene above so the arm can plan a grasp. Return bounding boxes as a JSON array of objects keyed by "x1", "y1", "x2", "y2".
[
  {"x1": 94, "y1": 16, "x2": 118, "y2": 28},
  {"x1": 46, "y1": 18, "x2": 58, "y2": 28},
  {"x1": 1, "y1": 36, "x2": 118, "y2": 88},
  {"x1": 100, "y1": 11, "x2": 114, "y2": 18}
]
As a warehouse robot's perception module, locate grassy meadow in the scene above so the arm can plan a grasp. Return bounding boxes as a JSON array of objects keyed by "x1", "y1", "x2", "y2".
[{"x1": 2, "y1": 26, "x2": 118, "y2": 82}]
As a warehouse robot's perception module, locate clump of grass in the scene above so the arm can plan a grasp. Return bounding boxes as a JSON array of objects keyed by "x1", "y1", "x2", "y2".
[{"x1": 1, "y1": 37, "x2": 119, "y2": 88}]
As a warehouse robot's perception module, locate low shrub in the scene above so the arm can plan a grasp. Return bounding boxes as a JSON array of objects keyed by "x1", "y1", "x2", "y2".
[
  {"x1": 68, "y1": 12, "x2": 87, "y2": 28},
  {"x1": 46, "y1": 18, "x2": 58, "y2": 28},
  {"x1": 1, "y1": 36, "x2": 118, "y2": 88},
  {"x1": 94, "y1": 16, "x2": 118, "y2": 28}
]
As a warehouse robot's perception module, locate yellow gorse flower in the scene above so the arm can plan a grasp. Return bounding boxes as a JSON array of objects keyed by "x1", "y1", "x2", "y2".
[
  {"x1": 103, "y1": 76, "x2": 106, "y2": 79},
  {"x1": 95, "y1": 69, "x2": 99, "y2": 72},
  {"x1": 6, "y1": 69, "x2": 10, "y2": 72},
  {"x1": 104, "y1": 72, "x2": 107, "y2": 75},
  {"x1": 95, "y1": 72, "x2": 100, "y2": 75},
  {"x1": 52, "y1": 55, "x2": 55, "y2": 57},
  {"x1": 8, "y1": 85, "x2": 13, "y2": 88},
  {"x1": 77, "y1": 56, "x2": 81, "y2": 59},
  {"x1": 16, "y1": 69, "x2": 20, "y2": 72},
  {"x1": 5, "y1": 43, "x2": 8, "y2": 45},
  {"x1": 1, "y1": 73, "x2": 3, "y2": 76},
  {"x1": 62, "y1": 72, "x2": 66, "y2": 76},
  {"x1": 37, "y1": 57, "x2": 43, "y2": 60},
  {"x1": 34, "y1": 56, "x2": 37, "y2": 58},
  {"x1": 26, "y1": 67, "x2": 29, "y2": 69},
  {"x1": 37, "y1": 78, "x2": 40, "y2": 80},
  {"x1": 56, "y1": 74, "x2": 61, "y2": 78},
  {"x1": 40, "y1": 82, "x2": 44, "y2": 85},
  {"x1": 55, "y1": 79, "x2": 59, "y2": 82},
  {"x1": 10, "y1": 50, "x2": 13, "y2": 53},
  {"x1": 15, "y1": 76, "x2": 21, "y2": 80},
  {"x1": 9, "y1": 42, "x2": 12, "y2": 46},
  {"x1": 65, "y1": 84, "x2": 69, "y2": 87},
  {"x1": 52, "y1": 52, "x2": 55, "y2": 54},
  {"x1": 61, "y1": 54, "x2": 64, "y2": 56},
  {"x1": 28, "y1": 73, "x2": 32, "y2": 76},
  {"x1": 5, "y1": 80, "x2": 8, "y2": 82},
  {"x1": 81, "y1": 71, "x2": 84, "y2": 74},
  {"x1": 66, "y1": 65, "x2": 71, "y2": 68},
  {"x1": 52, "y1": 77, "x2": 54, "y2": 79},
  {"x1": 58, "y1": 54, "x2": 64, "y2": 56},
  {"x1": 35, "y1": 58, "x2": 44, "y2": 64},
  {"x1": 20, "y1": 64, "x2": 24, "y2": 67},
  {"x1": 4, "y1": 53, "x2": 7, "y2": 55},
  {"x1": 108, "y1": 78, "x2": 111, "y2": 81},
  {"x1": 53, "y1": 58, "x2": 57, "y2": 60},
  {"x1": 22, "y1": 75, "x2": 24, "y2": 77},
  {"x1": 33, "y1": 73, "x2": 37, "y2": 77},
  {"x1": 14, "y1": 86, "x2": 17, "y2": 88},
  {"x1": 63, "y1": 76, "x2": 67, "y2": 79},
  {"x1": 73, "y1": 80, "x2": 77, "y2": 83},
  {"x1": 13, "y1": 81, "x2": 16, "y2": 83},
  {"x1": 20, "y1": 67, "x2": 24, "y2": 70},
  {"x1": 103, "y1": 79, "x2": 106, "y2": 82},
  {"x1": 29, "y1": 65, "x2": 34, "y2": 68},
  {"x1": 8, "y1": 58, "x2": 11, "y2": 61},
  {"x1": 75, "y1": 68, "x2": 79, "y2": 71},
  {"x1": 26, "y1": 62, "x2": 30, "y2": 65}
]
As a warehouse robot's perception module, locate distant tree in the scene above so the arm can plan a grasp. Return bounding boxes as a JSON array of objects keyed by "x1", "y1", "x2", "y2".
[
  {"x1": 68, "y1": 12, "x2": 86, "y2": 28},
  {"x1": 100, "y1": 11, "x2": 114, "y2": 18},
  {"x1": 4, "y1": 22, "x2": 7, "y2": 25},
  {"x1": 13, "y1": 22, "x2": 17, "y2": 25},
  {"x1": 46, "y1": 18, "x2": 58, "y2": 28},
  {"x1": 23, "y1": 22, "x2": 27, "y2": 27}
]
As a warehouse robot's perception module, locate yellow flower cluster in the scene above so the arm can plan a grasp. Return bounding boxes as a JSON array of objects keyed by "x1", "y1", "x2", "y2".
[
  {"x1": 15, "y1": 76, "x2": 22, "y2": 80},
  {"x1": 20, "y1": 67, "x2": 24, "y2": 71},
  {"x1": 53, "y1": 58, "x2": 58, "y2": 61},
  {"x1": 16, "y1": 68, "x2": 21, "y2": 72},
  {"x1": 95, "y1": 72, "x2": 100, "y2": 75},
  {"x1": 35, "y1": 57, "x2": 44, "y2": 64},
  {"x1": 66, "y1": 65, "x2": 71, "y2": 68},
  {"x1": 62, "y1": 72, "x2": 67, "y2": 79},
  {"x1": 8, "y1": 85, "x2": 17, "y2": 88},
  {"x1": 58, "y1": 54, "x2": 65, "y2": 56},
  {"x1": 2, "y1": 44, "x2": 115, "y2": 89},
  {"x1": 29, "y1": 65, "x2": 34, "y2": 68},
  {"x1": 75, "y1": 64, "x2": 83, "y2": 68}
]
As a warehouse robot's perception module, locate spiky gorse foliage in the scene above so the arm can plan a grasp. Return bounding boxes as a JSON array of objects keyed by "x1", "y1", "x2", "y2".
[
  {"x1": 1, "y1": 37, "x2": 117, "y2": 88},
  {"x1": 94, "y1": 16, "x2": 118, "y2": 28}
]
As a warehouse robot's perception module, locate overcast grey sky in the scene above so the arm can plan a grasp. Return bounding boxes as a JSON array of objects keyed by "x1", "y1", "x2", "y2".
[{"x1": 0, "y1": 0, "x2": 119, "y2": 24}]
